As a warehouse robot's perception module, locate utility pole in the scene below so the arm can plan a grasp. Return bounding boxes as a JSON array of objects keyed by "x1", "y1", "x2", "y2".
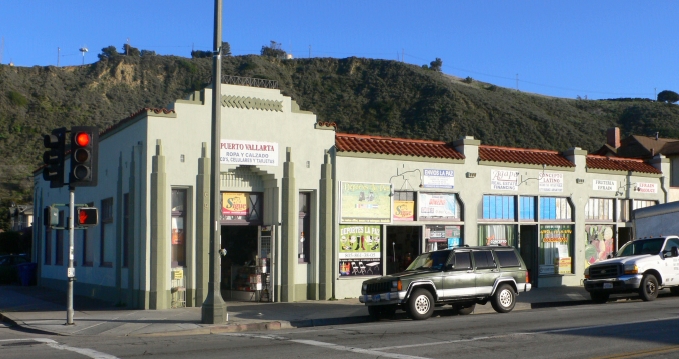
[
  {"x1": 57, "y1": 47, "x2": 60, "y2": 67},
  {"x1": 126, "y1": 38, "x2": 130, "y2": 55},
  {"x1": 201, "y1": 0, "x2": 228, "y2": 324},
  {"x1": 309, "y1": 45, "x2": 311, "y2": 58},
  {"x1": 516, "y1": 74, "x2": 519, "y2": 91},
  {"x1": 402, "y1": 49, "x2": 404, "y2": 63},
  {"x1": 655, "y1": 88, "x2": 657, "y2": 100}
]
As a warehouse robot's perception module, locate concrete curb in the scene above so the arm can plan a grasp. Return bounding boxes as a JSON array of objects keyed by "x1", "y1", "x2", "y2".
[{"x1": 0, "y1": 312, "x2": 67, "y2": 337}]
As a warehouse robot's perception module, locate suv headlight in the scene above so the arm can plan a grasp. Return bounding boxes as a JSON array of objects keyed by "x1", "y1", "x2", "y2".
[
  {"x1": 624, "y1": 264, "x2": 638, "y2": 274},
  {"x1": 391, "y1": 280, "x2": 402, "y2": 292}
]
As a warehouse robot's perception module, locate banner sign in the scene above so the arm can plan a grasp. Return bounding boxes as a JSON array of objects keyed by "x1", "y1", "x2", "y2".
[
  {"x1": 634, "y1": 182, "x2": 658, "y2": 194},
  {"x1": 339, "y1": 224, "x2": 381, "y2": 277},
  {"x1": 419, "y1": 193, "x2": 459, "y2": 219},
  {"x1": 539, "y1": 172, "x2": 564, "y2": 192},
  {"x1": 340, "y1": 182, "x2": 392, "y2": 223},
  {"x1": 423, "y1": 169, "x2": 455, "y2": 189},
  {"x1": 491, "y1": 170, "x2": 519, "y2": 191},
  {"x1": 220, "y1": 139, "x2": 279, "y2": 166},
  {"x1": 221, "y1": 193, "x2": 249, "y2": 216},
  {"x1": 393, "y1": 200, "x2": 415, "y2": 221},
  {"x1": 593, "y1": 179, "x2": 616, "y2": 191}
]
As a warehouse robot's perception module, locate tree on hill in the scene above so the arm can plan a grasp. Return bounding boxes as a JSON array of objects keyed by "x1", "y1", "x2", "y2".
[
  {"x1": 657, "y1": 90, "x2": 679, "y2": 104},
  {"x1": 429, "y1": 58, "x2": 443, "y2": 72},
  {"x1": 98, "y1": 46, "x2": 119, "y2": 60},
  {"x1": 123, "y1": 43, "x2": 141, "y2": 57},
  {"x1": 261, "y1": 41, "x2": 286, "y2": 59}
]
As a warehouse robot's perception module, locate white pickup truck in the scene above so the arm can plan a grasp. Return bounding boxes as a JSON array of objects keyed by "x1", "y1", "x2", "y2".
[{"x1": 584, "y1": 202, "x2": 679, "y2": 303}]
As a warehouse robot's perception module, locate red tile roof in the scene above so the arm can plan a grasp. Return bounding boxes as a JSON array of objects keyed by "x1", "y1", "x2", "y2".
[
  {"x1": 335, "y1": 133, "x2": 465, "y2": 160},
  {"x1": 586, "y1": 155, "x2": 661, "y2": 174},
  {"x1": 478, "y1": 145, "x2": 575, "y2": 168}
]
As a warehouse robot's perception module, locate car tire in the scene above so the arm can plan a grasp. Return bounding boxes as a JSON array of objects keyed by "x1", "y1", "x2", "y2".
[
  {"x1": 639, "y1": 274, "x2": 659, "y2": 301},
  {"x1": 452, "y1": 303, "x2": 475, "y2": 315},
  {"x1": 408, "y1": 289, "x2": 434, "y2": 320},
  {"x1": 590, "y1": 293, "x2": 609, "y2": 304},
  {"x1": 491, "y1": 284, "x2": 516, "y2": 313}
]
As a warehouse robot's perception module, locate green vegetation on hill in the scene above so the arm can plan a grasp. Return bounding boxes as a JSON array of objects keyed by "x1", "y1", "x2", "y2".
[{"x1": 1, "y1": 52, "x2": 679, "y2": 228}]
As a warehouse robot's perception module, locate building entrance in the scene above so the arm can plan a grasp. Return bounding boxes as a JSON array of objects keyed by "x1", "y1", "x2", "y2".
[
  {"x1": 519, "y1": 225, "x2": 537, "y2": 286},
  {"x1": 220, "y1": 225, "x2": 258, "y2": 300},
  {"x1": 386, "y1": 226, "x2": 421, "y2": 274}
]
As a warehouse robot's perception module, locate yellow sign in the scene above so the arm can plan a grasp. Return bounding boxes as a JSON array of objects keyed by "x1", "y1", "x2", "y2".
[
  {"x1": 555, "y1": 257, "x2": 571, "y2": 274},
  {"x1": 393, "y1": 200, "x2": 415, "y2": 221},
  {"x1": 173, "y1": 270, "x2": 183, "y2": 280}
]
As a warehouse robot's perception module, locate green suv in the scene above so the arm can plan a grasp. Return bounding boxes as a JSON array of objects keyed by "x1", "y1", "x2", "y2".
[{"x1": 359, "y1": 246, "x2": 531, "y2": 320}]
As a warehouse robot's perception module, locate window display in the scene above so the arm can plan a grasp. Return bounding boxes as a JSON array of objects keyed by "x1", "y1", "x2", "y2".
[
  {"x1": 539, "y1": 224, "x2": 573, "y2": 275},
  {"x1": 478, "y1": 224, "x2": 516, "y2": 247}
]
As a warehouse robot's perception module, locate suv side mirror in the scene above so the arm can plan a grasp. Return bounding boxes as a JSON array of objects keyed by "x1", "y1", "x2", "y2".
[{"x1": 672, "y1": 246, "x2": 679, "y2": 258}]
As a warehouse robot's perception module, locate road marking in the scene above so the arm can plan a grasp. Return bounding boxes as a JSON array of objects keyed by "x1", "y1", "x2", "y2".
[
  {"x1": 590, "y1": 345, "x2": 679, "y2": 359},
  {"x1": 219, "y1": 333, "x2": 431, "y2": 359},
  {"x1": 372, "y1": 316, "x2": 679, "y2": 351},
  {"x1": 0, "y1": 338, "x2": 119, "y2": 359}
]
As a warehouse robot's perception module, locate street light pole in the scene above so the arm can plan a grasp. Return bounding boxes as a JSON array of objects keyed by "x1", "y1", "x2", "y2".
[{"x1": 201, "y1": 0, "x2": 227, "y2": 324}]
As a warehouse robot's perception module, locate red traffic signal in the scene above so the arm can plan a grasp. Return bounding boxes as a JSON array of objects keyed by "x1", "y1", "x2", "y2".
[
  {"x1": 76, "y1": 207, "x2": 98, "y2": 227},
  {"x1": 69, "y1": 126, "x2": 99, "y2": 187}
]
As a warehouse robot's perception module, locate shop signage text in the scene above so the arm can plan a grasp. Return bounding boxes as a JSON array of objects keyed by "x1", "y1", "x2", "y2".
[
  {"x1": 393, "y1": 200, "x2": 415, "y2": 221},
  {"x1": 419, "y1": 193, "x2": 459, "y2": 219},
  {"x1": 593, "y1": 179, "x2": 617, "y2": 191},
  {"x1": 539, "y1": 172, "x2": 564, "y2": 192},
  {"x1": 422, "y1": 169, "x2": 455, "y2": 189},
  {"x1": 491, "y1": 170, "x2": 519, "y2": 191},
  {"x1": 634, "y1": 182, "x2": 658, "y2": 194},
  {"x1": 340, "y1": 182, "x2": 392, "y2": 223},
  {"x1": 220, "y1": 139, "x2": 279, "y2": 166},
  {"x1": 339, "y1": 224, "x2": 382, "y2": 277}
]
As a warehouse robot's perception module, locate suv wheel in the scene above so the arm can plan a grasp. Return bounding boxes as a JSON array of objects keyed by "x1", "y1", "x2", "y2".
[
  {"x1": 590, "y1": 293, "x2": 609, "y2": 304},
  {"x1": 452, "y1": 303, "x2": 475, "y2": 315},
  {"x1": 491, "y1": 284, "x2": 516, "y2": 313},
  {"x1": 408, "y1": 289, "x2": 434, "y2": 320},
  {"x1": 639, "y1": 274, "x2": 659, "y2": 301}
]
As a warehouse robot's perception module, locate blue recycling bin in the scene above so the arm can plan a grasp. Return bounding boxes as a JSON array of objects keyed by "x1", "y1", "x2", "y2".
[{"x1": 17, "y1": 262, "x2": 37, "y2": 286}]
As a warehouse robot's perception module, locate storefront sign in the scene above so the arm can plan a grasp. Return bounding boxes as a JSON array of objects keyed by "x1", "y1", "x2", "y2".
[
  {"x1": 393, "y1": 200, "x2": 415, "y2": 221},
  {"x1": 539, "y1": 172, "x2": 564, "y2": 192},
  {"x1": 222, "y1": 193, "x2": 249, "y2": 216},
  {"x1": 419, "y1": 193, "x2": 459, "y2": 219},
  {"x1": 491, "y1": 170, "x2": 519, "y2": 191},
  {"x1": 422, "y1": 169, "x2": 455, "y2": 189},
  {"x1": 634, "y1": 182, "x2": 658, "y2": 194},
  {"x1": 340, "y1": 182, "x2": 392, "y2": 223},
  {"x1": 339, "y1": 224, "x2": 381, "y2": 277},
  {"x1": 593, "y1": 179, "x2": 616, "y2": 191},
  {"x1": 220, "y1": 139, "x2": 279, "y2": 166}
]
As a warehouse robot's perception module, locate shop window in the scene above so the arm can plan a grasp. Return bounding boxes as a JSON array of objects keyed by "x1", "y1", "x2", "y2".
[
  {"x1": 633, "y1": 200, "x2": 657, "y2": 210},
  {"x1": 419, "y1": 193, "x2": 460, "y2": 220},
  {"x1": 539, "y1": 224, "x2": 573, "y2": 275},
  {"x1": 220, "y1": 192, "x2": 263, "y2": 224},
  {"x1": 618, "y1": 200, "x2": 631, "y2": 222},
  {"x1": 82, "y1": 202, "x2": 94, "y2": 267},
  {"x1": 585, "y1": 198, "x2": 614, "y2": 221},
  {"x1": 539, "y1": 197, "x2": 571, "y2": 220},
  {"x1": 478, "y1": 224, "x2": 516, "y2": 247},
  {"x1": 298, "y1": 192, "x2": 311, "y2": 263},
  {"x1": 519, "y1": 196, "x2": 535, "y2": 221},
  {"x1": 44, "y1": 227, "x2": 52, "y2": 265},
  {"x1": 394, "y1": 191, "x2": 416, "y2": 221},
  {"x1": 55, "y1": 211, "x2": 65, "y2": 266},
  {"x1": 585, "y1": 225, "x2": 615, "y2": 266},
  {"x1": 123, "y1": 194, "x2": 130, "y2": 268},
  {"x1": 482, "y1": 195, "x2": 515, "y2": 220},
  {"x1": 171, "y1": 189, "x2": 187, "y2": 268},
  {"x1": 425, "y1": 225, "x2": 462, "y2": 251},
  {"x1": 100, "y1": 198, "x2": 113, "y2": 267}
]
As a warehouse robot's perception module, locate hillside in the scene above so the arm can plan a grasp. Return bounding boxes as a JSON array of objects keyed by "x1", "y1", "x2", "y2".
[{"x1": 1, "y1": 53, "x2": 679, "y2": 227}]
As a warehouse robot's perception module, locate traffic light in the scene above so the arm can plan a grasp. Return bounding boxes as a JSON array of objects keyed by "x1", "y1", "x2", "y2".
[
  {"x1": 42, "y1": 128, "x2": 66, "y2": 188},
  {"x1": 43, "y1": 206, "x2": 59, "y2": 227},
  {"x1": 69, "y1": 126, "x2": 99, "y2": 187},
  {"x1": 75, "y1": 207, "x2": 98, "y2": 227}
]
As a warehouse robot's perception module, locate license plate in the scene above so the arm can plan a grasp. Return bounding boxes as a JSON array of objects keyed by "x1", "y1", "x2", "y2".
[
  {"x1": 603, "y1": 283, "x2": 613, "y2": 289},
  {"x1": 373, "y1": 294, "x2": 380, "y2": 302}
]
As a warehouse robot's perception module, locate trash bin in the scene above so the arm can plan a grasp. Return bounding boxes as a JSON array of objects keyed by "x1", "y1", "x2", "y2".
[{"x1": 17, "y1": 262, "x2": 37, "y2": 286}]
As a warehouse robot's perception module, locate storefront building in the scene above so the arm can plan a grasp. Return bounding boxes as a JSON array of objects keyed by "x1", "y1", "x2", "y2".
[{"x1": 32, "y1": 80, "x2": 669, "y2": 309}]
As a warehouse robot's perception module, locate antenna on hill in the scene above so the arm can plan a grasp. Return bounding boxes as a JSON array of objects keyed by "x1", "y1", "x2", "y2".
[
  {"x1": 79, "y1": 46, "x2": 88, "y2": 65},
  {"x1": 0, "y1": 37, "x2": 4, "y2": 64},
  {"x1": 126, "y1": 38, "x2": 130, "y2": 55}
]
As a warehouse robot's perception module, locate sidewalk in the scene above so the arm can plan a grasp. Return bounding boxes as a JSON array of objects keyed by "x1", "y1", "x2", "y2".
[{"x1": 0, "y1": 284, "x2": 598, "y2": 337}]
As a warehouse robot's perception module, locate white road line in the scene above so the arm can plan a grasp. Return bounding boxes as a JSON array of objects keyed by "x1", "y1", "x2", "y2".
[
  {"x1": 291, "y1": 340, "x2": 431, "y2": 359},
  {"x1": 0, "y1": 338, "x2": 119, "y2": 359},
  {"x1": 372, "y1": 316, "x2": 678, "y2": 351},
  {"x1": 218, "y1": 333, "x2": 289, "y2": 340}
]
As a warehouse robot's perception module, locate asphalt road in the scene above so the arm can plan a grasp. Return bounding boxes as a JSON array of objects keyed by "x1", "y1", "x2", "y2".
[{"x1": 3, "y1": 296, "x2": 679, "y2": 359}]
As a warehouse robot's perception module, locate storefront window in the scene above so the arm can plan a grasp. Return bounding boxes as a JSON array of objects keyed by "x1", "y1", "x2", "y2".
[
  {"x1": 478, "y1": 224, "x2": 516, "y2": 247},
  {"x1": 632, "y1": 200, "x2": 657, "y2": 210},
  {"x1": 419, "y1": 193, "x2": 460, "y2": 220},
  {"x1": 298, "y1": 192, "x2": 311, "y2": 263},
  {"x1": 539, "y1": 197, "x2": 571, "y2": 220},
  {"x1": 482, "y1": 195, "x2": 515, "y2": 220},
  {"x1": 539, "y1": 224, "x2": 573, "y2": 275},
  {"x1": 171, "y1": 189, "x2": 186, "y2": 268},
  {"x1": 585, "y1": 198, "x2": 614, "y2": 221},
  {"x1": 425, "y1": 225, "x2": 462, "y2": 251},
  {"x1": 520, "y1": 196, "x2": 535, "y2": 221},
  {"x1": 585, "y1": 225, "x2": 615, "y2": 267}
]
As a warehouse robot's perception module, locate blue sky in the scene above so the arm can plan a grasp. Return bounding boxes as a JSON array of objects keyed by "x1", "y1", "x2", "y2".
[{"x1": 1, "y1": 1, "x2": 677, "y2": 100}]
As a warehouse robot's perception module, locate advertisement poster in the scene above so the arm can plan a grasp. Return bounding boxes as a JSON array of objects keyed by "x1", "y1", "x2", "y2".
[
  {"x1": 634, "y1": 182, "x2": 658, "y2": 194},
  {"x1": 593, "y1": 179, "x2": 617, "y2": 191},
  {"x1": 585, "y1": 225, "x2": 614, "y2": 267},
  {"x1": 393, "y1": 200, "x2": 415, "y2": 221},
  {"x1": 540, "y1": 224, "x2": 573, "y2": 275},
  {"x1": 539, "y1": 172, "x2": 564, "y2": 192},
  {"x1": 339, "y1": 224, "x2": 381, "y2": 276},
  {"x1": 222, "y1": 193, "x2": 249, "y2": 216},
  {"x1": 220, "y1": 139, "x2": 279, "y2": 166},
  {"x1": 419, "y1": 193, "x2": 459, "y2": 219},
  {"x1": 340, "y1": 182, "x2": 392, "y2": 223},
  {"x1": 491, "y1": 170, "x2": 519, "y2": 191},
  {"x1": 422, "y1": 169, "x2": 455, "y2": 189}
]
